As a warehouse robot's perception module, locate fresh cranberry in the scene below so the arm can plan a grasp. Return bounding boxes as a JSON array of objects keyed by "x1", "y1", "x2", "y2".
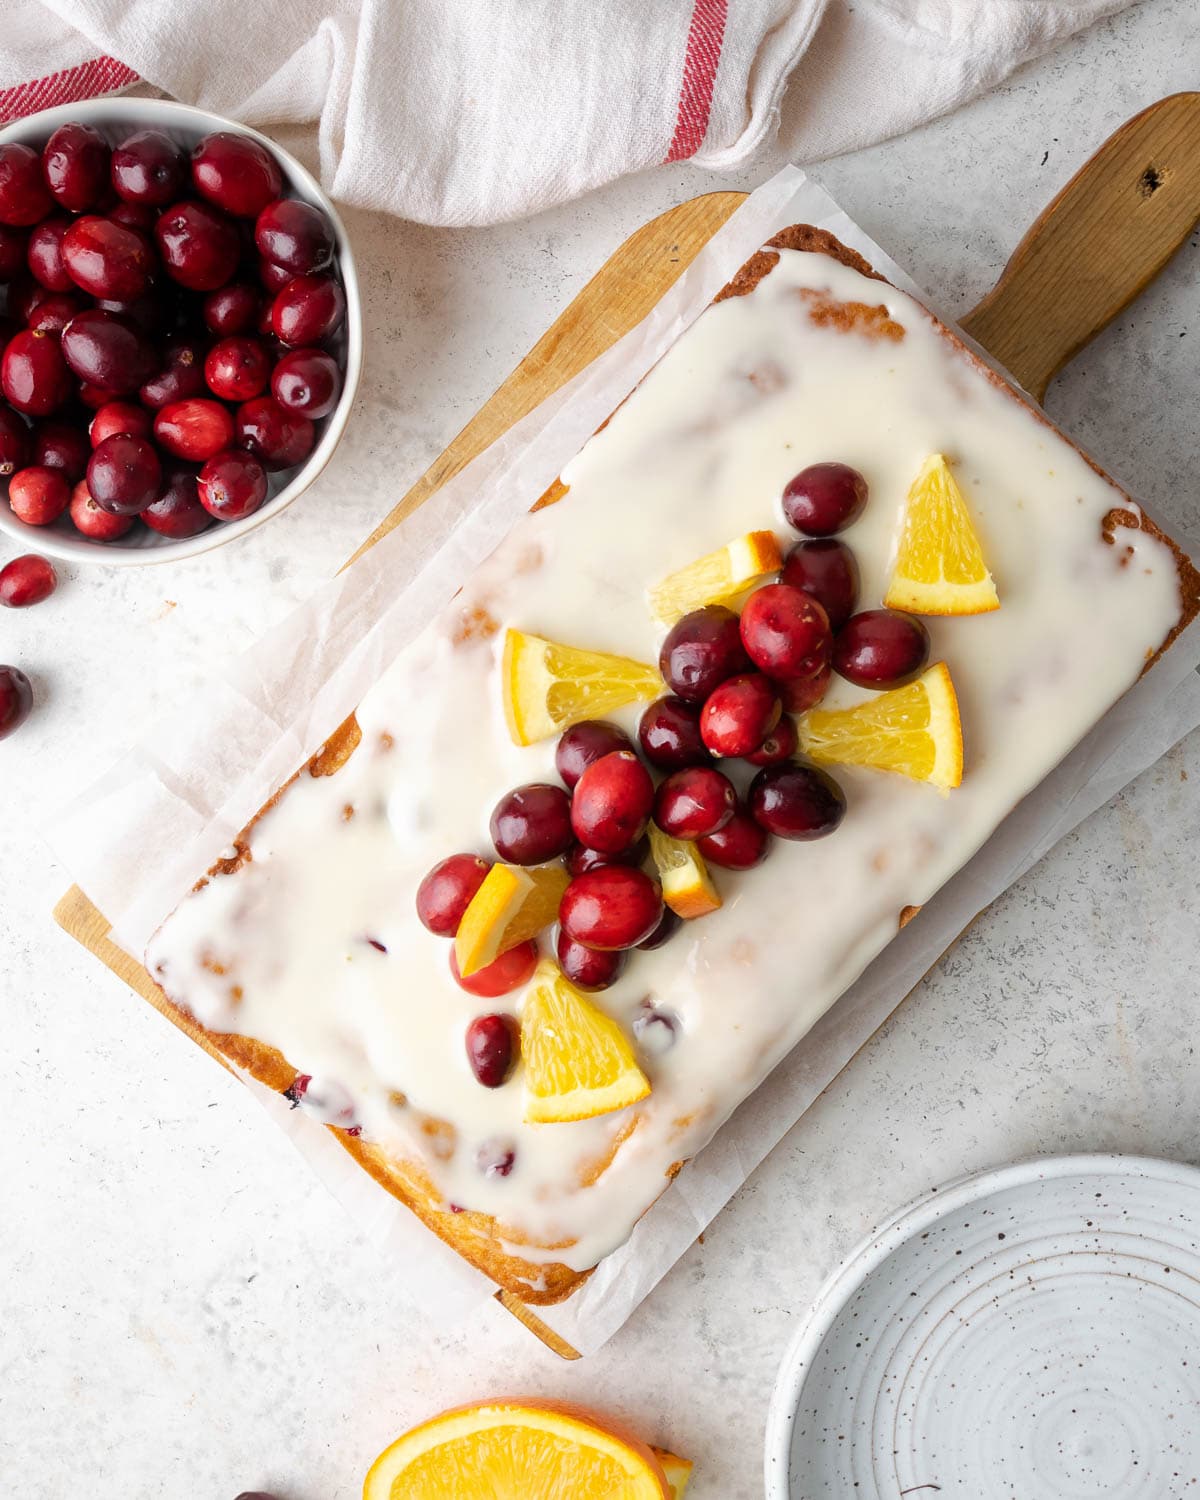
[
  {"x1": 833, "y1": 610, "x2": 930, "y2": 688},
  {"x1": 450, "y1": 941, "x2": 537, "y2": 998},
  {"x1": 77, "y1": 382, "x2": 110, "y2": 410},
  {"x1": 156, "y1": 200, "x2": 240, "y2": 290},
  {"x1": 6, "y1": 465, "x2": 70, "y2": 525},
  {"x1": 33, "y1": 420, "x2": 90, "y2": 481},
  {"x1": 638, "y1": 695, "x2": 712, "y2": 771},
  {"x1": 203, "y1": 336, "x2": 269, "y2": 402},
  {"x1": 555, "y1": 719, "x2": 633, "y2": 789},
  {"x1": 475, "y1": 1139, "x2": 517, "y2": 1178},
  {"x1": 271, "y1": 347, "x2": 340, "y2": 418},
  {"x1": 235, "y1": 395, "x2": 314, "y2": 469},
  {"x1": 0, "y1": 409, "x2": 30, "y2": 475},
  {"x1": 155, "y1": 399, "x2": 235, "y2": 462},
  {"x1": 0, "y1": 144, "x2": 53, "y2": 226},
  {"x1": 744, "y1": 716, "x2": 798, "y2": 766},
  {"x1": 93, "y1": 288, "x2": 164, "y2": 334},
  {"x1": 26, "y1": 292, "x2": 85, "y2": 335},
  {"x1": 464, "y1": 1013, "x2": 518, "y2": 1088},
  {"x1": 61, "y1": 216, "x2": 154, "y2": 300},
  {"x1": 739, "y1": 583, "x2": 831, "y2": 681},
  {"x1": 700, "y1": 673, "x2": 781, "y2": 758},
  {"x1": 416, "y1": 853, "x2": 492, "y2": 935},
  {"x1": 560, "y1": 866, "x2": 663, "y2": 950},
  {"x1": 111, "y1": 130, "x2": 186, "y2": 205},
  {"x1": 271, "y1": 273, "x2": 345, "y2": 346},
  {"x1": 0, "y1": 666, "x2": 33, "y2": 739},
  {"x1": 255, "y1": 198, "x2": 334, "y2": 274},
  {"x1": 571, "y1": 750, "x2": 654, "y2": 854},
  {"x1": 0, "y1": 554, "x2": 56, "y2": 608},
  {"x1": 659, "y1": 605, "x2": 750, "y2": 702},
  {"x1": 8, "y1": 272, "x2": 48, "y2": 325},
  {"x1": 68, "y1": 478, "x2": 134, "y2": 539},
  {"x1": 781, "y1": 538, "x2": 860, "y2": 631},
  {"x1": 556, "y1": 931, "x2": 625, "y2": 991},
  {"x1": 697, "y1": 806, "x2": 771, "y2": 869},
  {"x1": 202, "y1": 282, "x2": 261, "y2": 336},
  {"x1": 258, "y1": 256, "x2": 294, "y2": 293},
  {"x1": 563, "y1": 834, "x2": 648, "y2": 878},
  {"x1": 107, "y1": 200, "x2": 158, "y2": 233},
  {"x1": 192, "y1": 133, "x2": 282, "y2": 218},
  {"x1": 782, "y1": 462, "x2": 868, "y2": 536},
  {"x1": 197, "y1": 450, "x2": 268, "y2": 520},
  {"x1": 87, "y1": 434, "x2": 162, "y2": 514},
  {"x1": 139, "y1": 338, "x2": 207, "y2": 408},
  {"x1": 142, "y1": 466, "x2": 212, "y2": 538},
  {"x1": 490, "y1": 782, "x2": 573, "y2": 864},
  {"x1": 90, "y1": 401, "x2": 153, "y2": 447},
  {"x1": 779, "y1": 661, "x2": 832, "y2": 714},
  {"x1": 749, "y1": 764, "x2": 846, "y2": 840},
  {"x1": 636, "y1": 908, "x2": 682, "y2": 950},
  {"x1": 1, "y1": 329, "x2": 72, "y2": 415},
  {"x1": 653, "y1": 766, "x2": 736, "y2": 840},
  {"x1": 26, "y1": 218, "x2": 73, "y2": 291},
  {"x1": 61, "y1": 308, "x2": 157, "y2": 394},
  {"x1": 42, "y1": 123, "x2": 110, "y2": 212},
  {"x1": 0, "y1": 224, "x2": 27, "y2": 280}
]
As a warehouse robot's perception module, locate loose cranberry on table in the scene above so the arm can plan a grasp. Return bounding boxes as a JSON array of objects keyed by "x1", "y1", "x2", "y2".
[
  {"x1": 653, "y1": 766, "x2": 736, "y2": 841},
  {"x1": 90, "y1": 400, "x2": 153, "y2": 447},
  {"x1": 271, "y1": 347, "x2": 341, "y2": 418},
  {"x1": 749, "y1": 763, "x2": 846, "y2": 841},
  {"x1": 739, "y1": 581, "x2": 831, "y2": 681},
  {"x1": 155, "y1": 199, "x2": 240, "y2": 290},
  {"x1": 142, "y1": 466, "x2": 212, "y2": 538},
  {"x1": 563, "y1": 834, "x2": 648, "y2": 878},
  {"x1": 571, "y1": 750, "x2": 654, "y2": 855},
  {"x1": 637, "y1": 695, "x2": 710, "y2": 771},
  {"x1": 833, "y1": 608, "x2": 930, "y2": 689},
  {"x1": 111, "y1": 130, "x2": 186, "y2": 206},
  {"x1": 450, "y1": 940, "x2": 537, "y2": 998},
  {"x1": 6, "y1": 465, "x2": 70, "y2": 525},
  {"x1": 61, "y1": 307, "x2": 157, "y2": 394},
  {"x1": 782, "y1": 461, "x2": 869, "y2": 536},
  {"x1": 255, "y1": 197, "x2": 334, "y2": 274},
  {"x1": 27, "y1": 292, "x2": 86, "y2": 335},
  {"x1": 87, "y1": 433, "x2": 162, "y2": 515},
  {"x1": 697, "y1": 806, "x2": 772, "y2": 869},
  {"x1": 155, "y1": 398, "x2": 235, "y2": 462},
  {"x1": 0, "y1": 143, "x2": 54, "y2": 225},
  {"x1": 197, "y1": 450, "x2": 268, "y2": 520},
  {"x1": 636, "y1": 907, "x2": 682, "y2": 950},
  {"x1": 61, "y1": 215, "x2": 154, "y2": 301},
  {"x1": 203, "y1": 282, "x2": 261, "y2": 336},
  {"x1": 555, "y1": 719, "x2": 633, "y2": 790},
  {"x1": 0, "y1": 554, "x2": 56, "y2": 608},
  {"x1": 659, "y1": 604, "x2": 750, "y2": 702},
  {"x1": 490, "y1": 782, "x2": 573, "y2": 864},
  {"x1": 42, "y1": 122, "x2": 110, "y2": 212},
  {"x1": 192, "y1": 133, "x2": 282, "y2": 218},
  {"x1": 235, "y1": 395, "x2": 314, "y2": 470},
  {"x1": 0, "y1": 409, "x2": 31, "y2": 476},
  {"x1": 139, "y1": 338, "x2": 207, "y2": 408},
  {"x1": 781, "y1": 538, "x2": 860, "y2": 632},
  {"x1": 700, "y1": 672, "x2": 781, "y2": 759},
  {"x1": 416, "y1": 853, "x2": 492, "y2": 936},
  {"x1": 68, "y1": 478, "x2": 134, "y2": 539},
  {"x1": 464, "y1": 1013, "x2": 518, "y2": 1089},
  {"x1": 559, "y1": 866, "x2": 663, "y2": 951},
  {"x1": 556, "y1": 930, "x2": 625, "y2": 991},
  {"x1": 1, "y1": 330, "x2": 72, "y2": 416},
  {"x1": 270, "y1": 271, "x2": 345, "y2": 346},
  {"x1": 0, "y1": 665, "x2": 33, "y2": 740},
  {"x1": 26, "y1": 218, "x2": 74, "y2": 292}
]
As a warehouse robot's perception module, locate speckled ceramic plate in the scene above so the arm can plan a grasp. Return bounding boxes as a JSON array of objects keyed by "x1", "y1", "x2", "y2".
[{"x1": 765, "y1": 1155, "x2": 1200, "y2": 1499}]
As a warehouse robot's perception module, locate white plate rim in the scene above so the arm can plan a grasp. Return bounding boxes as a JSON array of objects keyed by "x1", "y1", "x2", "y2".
[{"x1": 763, "y1": 1151, "x2": 1200, "y2": 1499}]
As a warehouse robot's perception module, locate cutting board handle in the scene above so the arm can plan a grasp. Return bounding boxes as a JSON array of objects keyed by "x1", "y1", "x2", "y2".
[{"x1": 961, "y1": 92, "x2": 1200, "y2": 402}]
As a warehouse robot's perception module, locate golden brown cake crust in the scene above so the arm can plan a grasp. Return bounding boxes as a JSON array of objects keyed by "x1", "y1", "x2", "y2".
[{"x1": 146, "y1": 227, "x2": 1199, "y2": 1305}]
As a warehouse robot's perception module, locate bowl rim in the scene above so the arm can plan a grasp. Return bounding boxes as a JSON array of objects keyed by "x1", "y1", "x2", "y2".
[
  {"x1": 762, "y1": 1150, "x2": 1200, "y2": 1498},
  {"x1": 0, "y1": 95, "x2": 363, "y2": 567}
]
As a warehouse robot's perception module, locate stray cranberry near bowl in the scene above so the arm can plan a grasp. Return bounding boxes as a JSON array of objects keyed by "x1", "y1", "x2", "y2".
[
  {"x1": 255, "y1": 197, "x2": 334, "y2": 274},
  {"x1": 782, "y1": 461, "x2": 868, "y2": 536},
  {"x1": 197, "y1": 450, "x2": 268, "y2": 520},
  {"x1": 749, "y1": 763, "x2": 846, "y2": 841},
  {"x1": 464, "y1": 1013, "x2": 518, "y2": 1089},
  {"x1": 111, "y1": 129, "x2": 186, "y2": 206},
  {"x1": 556, "y1": 931, "x2": 626, "y2": 991},
  {"x1": 0, "y1": 553, "x2": 56, "y2": 608},
  {"x1": 0, "y1": 143, "x2": 53, "y2": 225},
  {"x1": 7, "y1": 465, "x2": 69, "y2": 525},
  {"x1": 560, "y1": 866, "x2": 663, "y2": 951},
  {"x1": 192, "y1": 133, "x2": 282, "y2": 218},
  {"x1": 42, "y1": 122, "x2": 109, "y2": 212},
  {"x1": 0, "y1": 665, "x2": 33, "y2": 739},
  {"x1": 833, "y1": 608, "x2": 930, "y2": 689},
  {"x1": 2, "y1": 330, "x2": 72, "y2": 416}
]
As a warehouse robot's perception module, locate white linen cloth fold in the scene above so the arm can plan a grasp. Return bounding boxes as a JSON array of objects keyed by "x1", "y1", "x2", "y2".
[{"x1": 1, "y1": 1, "x2": 1138, "y2": 226}]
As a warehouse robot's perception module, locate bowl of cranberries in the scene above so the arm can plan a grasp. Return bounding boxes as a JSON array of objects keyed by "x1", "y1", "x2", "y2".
[{"x1": 0, "y1": 98, "x2": 361, "y2": 564}]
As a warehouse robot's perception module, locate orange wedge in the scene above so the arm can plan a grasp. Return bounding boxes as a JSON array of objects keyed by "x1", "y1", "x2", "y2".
[
  {"x1": 653, "y1": 1449, "x2": 695, "y2": 1497},
  {"x1": 454, "y1": 863, "x2": 569, "y2": 978},
  {"x1": 648, "y1": 825, "x2": 722, "y2": 919},
  {"x1": 649, "y1": 529, "x2": 782, "y2": 623},
  {"x1": 364, "y1": 1401, "x2": 671, "y2": 1500},
  {"x1": 502, "y1": 628, "x2": 662, "y2": 746},
  {"x1": 797, "y1": 662, "x2": 963, "y2": 791},
  {"x1": 521, "y1": 959, "x2": 650, "y2": 1124},
  {"x1": 884, "y1": 453, "x2": 999, "y2": 616}
]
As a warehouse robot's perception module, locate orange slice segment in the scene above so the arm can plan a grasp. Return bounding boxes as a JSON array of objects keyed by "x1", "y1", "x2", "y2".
[
  {"x1": 364, "y1": 1401, "x2": 671, "y2": 1500},
  {"x1": 648, "y1": 825, "x2": 722, "y2": 919},
  {"x1": 797, "y1": 662, "x2": 963, "y2": 791},
  {"x1": 652, "y1": 1449, "x2": 694, "y2": 1497},
  {"x1": 884, "y1": 453, "x2": 999, "y2": 616},
  {"x1": 521, "y1": 959, "x2": 650, "y2": 1124},
  {"x1": 648, "y1": 529, "x2": 782, "y2": 623},
  {"x1": 454, "y1": 863, "x2": 569, "y2": 977},
  {"x1": 502, "y1": 628, "x2": 662, "y2": 746}
]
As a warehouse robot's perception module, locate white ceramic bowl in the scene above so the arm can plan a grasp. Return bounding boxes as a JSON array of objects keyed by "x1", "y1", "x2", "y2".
[
  {"x1": 0, "y1": 97, "x2": 362, "y2": 566},
  {"x1": 766, "y1": 1153, "x2": 1200, "y2": 1499}
]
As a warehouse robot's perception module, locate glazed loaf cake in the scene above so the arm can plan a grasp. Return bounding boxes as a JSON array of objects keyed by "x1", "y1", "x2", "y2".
[{"x1": 146, "y1": 227, "x2": 1198, "y2": 1304}]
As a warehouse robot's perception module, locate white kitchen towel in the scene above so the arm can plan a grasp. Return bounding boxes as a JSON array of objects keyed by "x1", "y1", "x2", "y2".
[{"x1": 3, "y1": 0, "x2": 1138, "y2": 226}]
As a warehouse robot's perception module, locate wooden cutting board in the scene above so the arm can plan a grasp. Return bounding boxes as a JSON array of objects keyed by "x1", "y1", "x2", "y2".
[{"x1": 53, "y1": 93, "x2": 1200, "y2": 1361}]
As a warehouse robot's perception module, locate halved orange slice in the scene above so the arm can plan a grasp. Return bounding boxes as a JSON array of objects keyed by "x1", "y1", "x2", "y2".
[
  {"x1": 454, "y1": 863, "x2": 568, "y2": 978},
  {"x1": 521, "y1": 960, "x2": 650, "y2": 1124},
  {"x1": 884, "y1": 453, "x2": 1000, "y2": 616},
  {"x1": 653, "y1": 1449, "x2": 695, "y2": 1498},
  {"x1": 648, "y1": 529, "x2": 782, "y2": 623},
  {"x1": 502, "y1": 629, "x2": 662, "y2": 746},
  {"x1": 797, "y1": 662, "x2": 963, "y2": 791},
  {"x1": 364, "y1": 1400, "x2": 671, "y2": 1499},
  {"x1": 648, "y1": 825, "x2": 722, "y2": 919}
]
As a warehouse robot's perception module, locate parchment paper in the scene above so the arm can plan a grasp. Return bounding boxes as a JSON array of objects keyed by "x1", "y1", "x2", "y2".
[{"x1": 47, "y1": 168, "x2": 1200, "y2": 1355}]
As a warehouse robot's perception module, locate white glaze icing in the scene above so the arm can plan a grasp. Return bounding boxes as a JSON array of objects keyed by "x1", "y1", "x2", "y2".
[{"x1": 146, "y1": 247, "x2": 1184, "y2": 1280}]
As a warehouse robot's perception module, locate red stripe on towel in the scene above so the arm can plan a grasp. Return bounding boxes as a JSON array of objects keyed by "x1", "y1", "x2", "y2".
[
  {"x1": 0, "y1": 56, "x2": 139, "y2": 123},
  {"x1": 664, "y1": 0, "x2": 728, "y2": 162}
]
